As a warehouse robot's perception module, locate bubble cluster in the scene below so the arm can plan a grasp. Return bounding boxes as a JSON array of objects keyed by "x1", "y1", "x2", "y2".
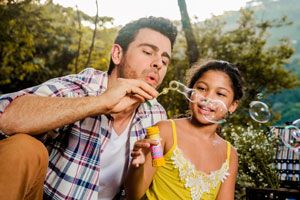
[{"x1": 158, "y1": 81, "x2": 228, "y2": 124}]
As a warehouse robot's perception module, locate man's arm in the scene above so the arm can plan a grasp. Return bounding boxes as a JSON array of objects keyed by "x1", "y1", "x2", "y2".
[{"x1": 0, "y1": 78, "x2": 158, "y2": 136}]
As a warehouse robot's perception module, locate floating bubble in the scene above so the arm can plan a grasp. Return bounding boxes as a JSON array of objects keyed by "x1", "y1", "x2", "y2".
[
  {"x1": 249, "y1": 101, "x2": 271, "y2": 123},
  {"x1": 292, "y1": 119, "x2": 300, "y2": 140},
  {"x1": 292, "y1": 119, "x2": 300, "y2": 127},
  {"x1": 281, "y1": 125, "x2": 300, "y2": 154},
  {"x1": 168, "y1": 81, "x2": 198, "y2": 102}
]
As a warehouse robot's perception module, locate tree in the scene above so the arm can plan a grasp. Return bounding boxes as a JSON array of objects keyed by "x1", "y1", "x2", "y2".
[
  {"x1": 85, "y1": 0, "x2": 99, "y2": 67},
  {"x1": 177, "y1": 0, "x2": 199, "y2": 65},
  {"x1": 0, "y1": 0, "x2": 116, "y2": 93}
]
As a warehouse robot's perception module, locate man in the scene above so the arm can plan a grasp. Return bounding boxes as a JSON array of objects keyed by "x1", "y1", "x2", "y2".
[{"x1": 0, "y1": 16, "x2": 177, "y2": 200}]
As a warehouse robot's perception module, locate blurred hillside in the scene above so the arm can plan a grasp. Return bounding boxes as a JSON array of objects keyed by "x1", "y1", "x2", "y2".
[{"x1": 220, "y1": 0, "x2": 300, "y2": 124}]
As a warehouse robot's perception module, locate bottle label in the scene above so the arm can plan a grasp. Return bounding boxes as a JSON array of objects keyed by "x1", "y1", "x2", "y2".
[{"x1": 151, "y1": 145, "x2": 163, "y2": 159}]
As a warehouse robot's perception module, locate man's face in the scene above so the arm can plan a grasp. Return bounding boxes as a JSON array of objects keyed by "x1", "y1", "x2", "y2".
[{"x1": 118, "y1": 28, "x2": 172, "y2": 89}]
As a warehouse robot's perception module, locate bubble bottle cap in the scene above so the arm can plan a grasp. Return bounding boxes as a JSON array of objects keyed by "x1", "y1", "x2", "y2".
[{"x1": 146, "y1": 126, "x2": 160, "y2": 136}]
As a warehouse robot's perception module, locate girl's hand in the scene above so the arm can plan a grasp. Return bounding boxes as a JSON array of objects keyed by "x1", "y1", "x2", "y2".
[{"x1": 131, "y1": 139, "x2": 158, "y2": 167}]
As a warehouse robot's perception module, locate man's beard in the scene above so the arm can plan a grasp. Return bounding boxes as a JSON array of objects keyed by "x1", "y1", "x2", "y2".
[
  {"x1": 117, "y1": 58, "x2": 161, "y2": 89},
  {"x1": 118, "y1": 59, "x2": 138, "y2": 80}
]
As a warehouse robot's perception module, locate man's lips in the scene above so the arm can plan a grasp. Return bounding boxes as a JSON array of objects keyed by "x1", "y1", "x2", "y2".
[{"x1": 146, "y1": 74, "x2": 158, "y2": 86}]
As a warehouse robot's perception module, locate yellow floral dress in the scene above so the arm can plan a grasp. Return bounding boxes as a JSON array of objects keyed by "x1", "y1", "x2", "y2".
[{"x1": 146, "y1": 120, "x2": 231, "y2": 200}]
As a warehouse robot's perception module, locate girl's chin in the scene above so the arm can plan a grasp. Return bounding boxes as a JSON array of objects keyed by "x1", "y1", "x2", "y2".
[{"x1": 191, "y1": 115, "x2": 212, "y2": 125}]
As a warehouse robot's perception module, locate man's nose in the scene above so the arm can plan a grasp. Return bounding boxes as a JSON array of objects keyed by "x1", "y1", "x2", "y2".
[{"x1": 151, "y1": 57, "x2": 163, "y2": 69}]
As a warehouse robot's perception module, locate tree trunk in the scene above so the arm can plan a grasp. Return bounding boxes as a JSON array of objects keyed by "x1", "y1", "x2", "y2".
[
  {"x1": 85, "y1": 0, "x2": 99, "y2": 67},
  {"x1": 74, "y1": 5, "x2": 82, "y2": 73},
  {"x1": 177, "y1": 0, "x2": 199, "y2": 66}
]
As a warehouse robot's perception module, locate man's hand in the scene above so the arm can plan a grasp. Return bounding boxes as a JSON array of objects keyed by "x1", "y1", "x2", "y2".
[
  {"x1": 102, "y1": 78, "x2": 158, "y2": 114},
  {"x1": 131, "y1": 139, "x2": 158, "y2": 168}
]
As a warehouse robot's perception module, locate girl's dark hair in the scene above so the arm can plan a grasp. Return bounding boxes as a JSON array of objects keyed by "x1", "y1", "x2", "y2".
[{"x1": 186, "y1": 60, "x2": 244, "y2": 101}]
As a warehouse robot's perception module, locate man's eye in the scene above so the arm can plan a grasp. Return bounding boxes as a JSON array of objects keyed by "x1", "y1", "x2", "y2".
[
  {"x1": 162, "y1": 59, "x2": 169, "y2": 66},
  {"x1": 143, "y1": 50, "x2": 152, "y2": 55}
]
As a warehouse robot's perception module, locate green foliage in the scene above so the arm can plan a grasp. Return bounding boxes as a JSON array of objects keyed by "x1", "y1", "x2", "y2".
[
  {"x1": 222, "y1": 124, "x2": 280, "y2": 199},
  {"x1": 221, "y1": 0, "x2": 300, "y2": 124},
  {"x1": 0, "y1": 0, "x2": 116, "y2": 93}
]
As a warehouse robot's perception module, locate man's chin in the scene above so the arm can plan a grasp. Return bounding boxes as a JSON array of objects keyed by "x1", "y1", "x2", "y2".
[{"x1": 144, "y1": 79, "x2": 159, "y2": 89}]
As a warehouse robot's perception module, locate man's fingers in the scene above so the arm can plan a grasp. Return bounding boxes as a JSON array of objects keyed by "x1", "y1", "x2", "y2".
[
  {"x1": 120, "y1": 78, "x2": 159, "y2": 99},
  {"x1": 127, "y1": 86, "x2": 154, "y2": 100}
]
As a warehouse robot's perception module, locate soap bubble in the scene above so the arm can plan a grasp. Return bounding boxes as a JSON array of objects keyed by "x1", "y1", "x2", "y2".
[
  {"x1": 292, "y1": 119, "x2": 300, "y2": 139},
  {"x1": 186, "y1": 90, "x2": 227, "y2": 124},
  {"x1": 249, "y1": 101, "x2": 271, "y2": 123},
  {"x1": 292, "y1": 119, "x2": 300, "y2": 127},
  {"x1": 158, "y1": 81, "x2": 228, "y2": 124},
  {"x1": 199, "y1": 98, "x2": 228, "y2": 124},
  {"x1": 168, "y1": 81, "x2": 198, "y2": 103},
  {"x1": 281, "y1": 125, "x2": 300, "y2": 154}
]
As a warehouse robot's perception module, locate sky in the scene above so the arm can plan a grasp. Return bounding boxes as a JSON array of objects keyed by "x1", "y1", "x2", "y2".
[{"x1": 51, "y1": 0, "x2": 250, "y2": 26}]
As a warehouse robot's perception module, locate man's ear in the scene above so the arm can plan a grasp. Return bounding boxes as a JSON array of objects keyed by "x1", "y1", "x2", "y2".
[{"x1": 111, "y1": 44, "x2": 123, "y2": 65}]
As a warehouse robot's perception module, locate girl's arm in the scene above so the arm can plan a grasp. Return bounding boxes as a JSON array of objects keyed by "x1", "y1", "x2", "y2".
[
  {"x1": 216, "y1": 147, "x2": 238, "y2": 200},
  {"x1": 125, "y1": 121, "x2": 171, "y2": 200},
  {"x1": 125, "y1": 145, "x2": 157, "y2": 200}
]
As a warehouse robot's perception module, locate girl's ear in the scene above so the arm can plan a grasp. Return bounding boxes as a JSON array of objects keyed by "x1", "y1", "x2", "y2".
[
  {"x1": 111, "y1": 44, "x2": 123, "y2": 65},
  {"x1": 228, "y1": 100, "x2": 239, "y2": 114}
]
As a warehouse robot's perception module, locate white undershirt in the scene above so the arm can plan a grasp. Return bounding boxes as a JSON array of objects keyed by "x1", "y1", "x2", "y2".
[{"x1": 98, "y1": 120, "x2": 132, "y2": 200}]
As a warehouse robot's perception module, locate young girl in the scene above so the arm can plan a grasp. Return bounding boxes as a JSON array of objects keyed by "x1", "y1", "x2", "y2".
[{"x1": 126, "y1": 60, "x2": 243, "y2": 200}]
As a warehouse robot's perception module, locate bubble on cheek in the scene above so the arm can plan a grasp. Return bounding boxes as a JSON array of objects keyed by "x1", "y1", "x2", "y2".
[
  {"x1": 201, "y1": 99, "x2": 228, "y2": 124},
  {"x1": 158, "y1": 80, "x2": 228, "y2": 124}
]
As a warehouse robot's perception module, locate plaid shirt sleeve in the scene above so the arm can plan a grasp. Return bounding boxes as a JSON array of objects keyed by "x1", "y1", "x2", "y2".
[
  {"x1": 0, "y1": 68, "x2": 104, "y2": 115},
  {"x1": 0, "y1": 68, "x2": 105, "y2": 138}
]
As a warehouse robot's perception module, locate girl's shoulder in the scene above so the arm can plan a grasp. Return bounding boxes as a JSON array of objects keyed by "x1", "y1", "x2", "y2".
[
  {"x1": 156, "y1": 120, "x2": 174, "y2": 141},
  {"x1": 156, "y1": 119, "x2": 186, "y2": 153},
  {"x1": 217, "y1": 136, "x2": 238, "y2": 160},
  {"x1": 156, "y1": 118, "x2": 188, "y2": 137}
]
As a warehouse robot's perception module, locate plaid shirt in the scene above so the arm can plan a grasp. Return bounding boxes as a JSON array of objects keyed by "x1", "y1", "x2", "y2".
[{"x1": 0, "y1": 68, "x2": 167, "y2": 200}]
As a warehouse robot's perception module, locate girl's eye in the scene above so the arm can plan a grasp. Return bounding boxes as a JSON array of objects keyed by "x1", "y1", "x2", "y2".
[
  {"x1": 197, "y1": 87, "x2": 205, "y2": 91},
  {"x1": 217, "y1": 92, "x2": 226, "y2": 97}
]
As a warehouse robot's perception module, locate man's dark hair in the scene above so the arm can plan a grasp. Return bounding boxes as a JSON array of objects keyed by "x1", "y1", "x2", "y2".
[{"x1": 107, "y1": 16, "x2": 177, "y2": 75}]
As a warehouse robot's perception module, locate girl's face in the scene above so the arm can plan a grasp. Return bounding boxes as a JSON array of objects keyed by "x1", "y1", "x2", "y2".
[{"x1": 190, "y1": 70, "x2": 238, "y2": 124}]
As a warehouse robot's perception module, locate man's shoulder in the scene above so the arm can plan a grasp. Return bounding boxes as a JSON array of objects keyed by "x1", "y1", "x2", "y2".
[
  {"x1": 77, "y1": 68, "x2": 107, "y2": 80},
  {"x1": 65, "y1": 68, "x2": 108, "y2": 93}
]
